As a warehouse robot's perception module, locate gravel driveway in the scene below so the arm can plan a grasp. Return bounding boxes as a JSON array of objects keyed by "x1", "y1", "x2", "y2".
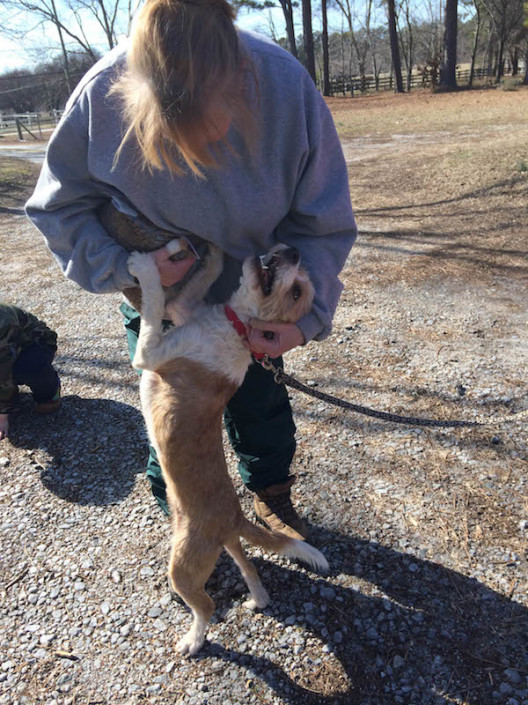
[{"x1": 1, "y1": 98, "x2": 527, "y2": 705}]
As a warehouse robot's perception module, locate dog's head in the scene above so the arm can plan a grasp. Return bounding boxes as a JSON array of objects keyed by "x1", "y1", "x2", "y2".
[{"x1": 233, "y1": 244, "x2": 314, "y2": 323}]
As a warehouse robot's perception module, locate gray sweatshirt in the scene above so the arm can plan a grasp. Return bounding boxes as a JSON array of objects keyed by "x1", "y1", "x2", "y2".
[{"x1": 26, "y1": 31, "x2": 357, "y2": 342}]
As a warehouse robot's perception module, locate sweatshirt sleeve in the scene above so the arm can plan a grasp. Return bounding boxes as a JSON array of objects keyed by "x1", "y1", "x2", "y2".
[
  {"x1": 25, "y1": 93, "x2": 136, "y2": 294},
  {"x1": 275, "y1": 79, "x2": 357, "y2": 343}
]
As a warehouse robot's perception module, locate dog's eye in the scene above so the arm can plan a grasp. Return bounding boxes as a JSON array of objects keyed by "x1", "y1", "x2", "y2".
[{"x1": 291, "y1": 284, "x2": 302, "y2": 301}]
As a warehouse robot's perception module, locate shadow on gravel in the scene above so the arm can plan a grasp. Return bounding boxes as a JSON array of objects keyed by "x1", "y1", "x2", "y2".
[
  {"x1": 194, "y1": 530, "x2": 527, "y2": 705},
  {"x1": 355, "y1": 174, "x2": 527, "y2": 220},
  {"x1": 356, "y1": 230, "x2": 528, "y2": 277},
  {"x1": 7, "y1": 393, "x2": 146, "y2": 506},
  {"x1": 0, "y1": 205, "x2": 25, "y2": 215}
]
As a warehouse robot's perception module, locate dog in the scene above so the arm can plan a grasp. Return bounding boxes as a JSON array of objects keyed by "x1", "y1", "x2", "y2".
[{"x1": 127, "y1": 239, "x2": 328, "y2": 656}]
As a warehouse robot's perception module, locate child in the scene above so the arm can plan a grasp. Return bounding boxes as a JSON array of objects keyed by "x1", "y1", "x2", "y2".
[{"x1": 0, "y1": 303, "x2": 61, "y2": 440}]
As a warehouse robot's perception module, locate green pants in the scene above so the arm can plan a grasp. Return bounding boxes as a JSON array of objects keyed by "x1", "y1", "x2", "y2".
[{"x1": 120, "y1": 303, "x2": 296, "y2": 515}]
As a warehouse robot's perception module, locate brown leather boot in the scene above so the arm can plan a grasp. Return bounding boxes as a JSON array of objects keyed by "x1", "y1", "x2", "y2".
[{"x1": 253, "y1": 475, "x2": 309, "y2": 541}]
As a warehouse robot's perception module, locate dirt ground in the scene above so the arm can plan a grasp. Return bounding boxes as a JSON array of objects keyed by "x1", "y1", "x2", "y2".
[
  {"x1": 334, "y1": 87, "x2": 527, "y2": 283},
  {"x1": 328, "y1": 86, "x2": 528, "y2": 564},
  {"x1": 0, "y1": 86, "x2": 527, "y2": 704}
]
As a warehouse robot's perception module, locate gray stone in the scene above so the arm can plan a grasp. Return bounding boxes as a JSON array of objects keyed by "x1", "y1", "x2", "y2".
[
  {"x1": 320, "y1": 587, "x2": 336, "y2": 600},
  {"x1": 393, "y1": 655, "x2": 405, "y2": 668}
]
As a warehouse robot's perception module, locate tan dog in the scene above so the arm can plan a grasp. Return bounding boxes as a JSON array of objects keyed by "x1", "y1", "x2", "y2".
[{"x1": 127, "y1": 240, "x2": 328, "y2": 656}]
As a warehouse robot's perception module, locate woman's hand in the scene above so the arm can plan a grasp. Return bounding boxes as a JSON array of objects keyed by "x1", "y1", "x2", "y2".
[
  {"x1": 246, "y1": 319, "x2": 305, "y2": 358},
  {"x1": 152, "y1": 245, "x2": 197, "y2": 287}
]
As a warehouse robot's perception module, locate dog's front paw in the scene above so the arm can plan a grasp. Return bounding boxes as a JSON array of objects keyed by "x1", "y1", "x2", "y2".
[{"x1": 127, "y1": 251, "x2": 158, "y2": 281}]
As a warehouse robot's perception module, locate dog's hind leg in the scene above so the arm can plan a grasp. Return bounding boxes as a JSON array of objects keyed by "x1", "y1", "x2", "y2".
[
  {"x1": 225, "y1": 539, "x2": 270, "y2": 610},
  {"x1": 174, "y1": 590, "x2": 215, "y2": 657},
  {"x1": 168, "y1": 540, "x2": 221, "y2": 656}
]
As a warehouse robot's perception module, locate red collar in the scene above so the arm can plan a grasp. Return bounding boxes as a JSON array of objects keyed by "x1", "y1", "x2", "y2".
[{"x1": 224, "y1": 305, "x2": 266, "y2": 361}]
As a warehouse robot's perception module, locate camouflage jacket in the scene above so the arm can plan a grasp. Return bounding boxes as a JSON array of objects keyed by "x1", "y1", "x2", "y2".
[{"x1": 0, "y1": 304, "x2": 57, "y2": 413}]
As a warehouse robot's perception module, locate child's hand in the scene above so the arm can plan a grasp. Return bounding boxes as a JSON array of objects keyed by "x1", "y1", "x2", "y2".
[{"x1": 0, "y1": 413, "x2": 8, "y2": 441}]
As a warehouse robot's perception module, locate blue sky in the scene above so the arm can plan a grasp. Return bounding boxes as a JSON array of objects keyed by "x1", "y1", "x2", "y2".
[
  {"x1": 1, "y1": 4, "x2": 350, "y2": 73},
  {"x1": 0, "y1": 7, "x2": 284, "y2": 72}
]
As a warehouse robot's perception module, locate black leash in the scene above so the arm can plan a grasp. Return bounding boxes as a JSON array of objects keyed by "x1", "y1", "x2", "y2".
[{"x1": 258, "y1": 357, "x2": 527, "y2": 429}]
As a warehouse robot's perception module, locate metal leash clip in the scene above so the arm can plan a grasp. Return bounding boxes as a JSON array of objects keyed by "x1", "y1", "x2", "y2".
[
  {"x1": 257, "y1": 355, "x2": 285, "y2": 384},
  {"x1": 258, "y1": 354, "x2": 274, "y2": 371}
]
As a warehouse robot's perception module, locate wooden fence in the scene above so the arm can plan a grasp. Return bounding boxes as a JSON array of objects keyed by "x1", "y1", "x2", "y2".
[
  {"x1": 326, "y1": 66, "x2": 503, "y2": 96},
  {"x1": 0, "y1": 65, "x2": 521, "y2": 142},
  {"x1": 0, "y1": 110, "x2": 63, "y2": 140}
]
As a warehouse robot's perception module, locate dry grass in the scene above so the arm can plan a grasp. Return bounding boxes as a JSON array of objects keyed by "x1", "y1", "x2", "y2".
[
  {"x1": 332, "y1": 88, "x2": 528, "y2": 289},
  {"x1": 328, "y1": 86, "x2": 528, "y2": 139},
  {"x1": 0, "y1": 156, "x2": 41, "y2": 213}
]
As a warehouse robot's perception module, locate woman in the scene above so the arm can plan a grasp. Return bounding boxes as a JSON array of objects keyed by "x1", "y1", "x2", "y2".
[{"x1": 26, "y1": 0, "x2": 357, "y2": 538}]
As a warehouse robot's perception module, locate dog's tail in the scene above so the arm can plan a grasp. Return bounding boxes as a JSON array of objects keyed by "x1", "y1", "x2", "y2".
[{"x1": 239, "y1": 519, "x2": 328, "y2": 573}]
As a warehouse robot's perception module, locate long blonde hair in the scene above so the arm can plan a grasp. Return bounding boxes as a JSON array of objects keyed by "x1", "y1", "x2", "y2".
[{"x1": 111, "y1": 0, "x2": 256, "y2": 176}]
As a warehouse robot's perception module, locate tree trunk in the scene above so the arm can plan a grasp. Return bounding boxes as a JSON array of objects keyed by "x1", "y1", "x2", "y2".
[
  {"x1": 50, "y1": 0, "x2": 73, "y2": 93},
  {"x1": 484, "y1": 25, "x2": 494, "y2": 77},
  {"x1": 398, "y1": 0, "x2": 414, "y2": 91},
  {"x1": 302, "y1": 0, "x2": 316, "y2": 82},
  {"x1": 321, "y1": 0, "x2": 331, "y2": 95},
  {"x1": 439, "y1": 0, "x2": 458, "y2": 88},
  {"x1": 98, "y1": 1, "x2": 116, "y2": 49},
  {"x1": 496, "y1": 37, "x2": 505, "y2": 82},
  {"x1": 468, "y1": 2, "x2": 481, "y2": 87},
  {"x1": 510, "y1": 46, "x2": 519, "y2": 75},
  {"x1": 387, "y1": 0, "x2": 404, "y2": 92},
  {"x1": 278, "y1": 0, "x2": 298, "y2": 58}
]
